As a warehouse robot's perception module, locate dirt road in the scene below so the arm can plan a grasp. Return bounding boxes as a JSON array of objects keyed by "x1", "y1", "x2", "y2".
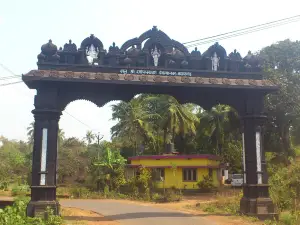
[{"x1": 61, "y1": 199, "x2": 217, "y2": 225}]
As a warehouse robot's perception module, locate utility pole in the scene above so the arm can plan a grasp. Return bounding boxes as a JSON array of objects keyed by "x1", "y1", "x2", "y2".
[
  {"x1": 94, "y1": 132, "x2": 104, "y2": 192},
  {"x1": 95, "y1": 132, "x2": 104, "y2": 146},
  {"x1": 95, "y1": 132, "x2": 104, "y2": 160}
]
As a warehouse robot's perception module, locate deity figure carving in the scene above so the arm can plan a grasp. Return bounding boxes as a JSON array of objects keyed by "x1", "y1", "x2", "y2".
[
  {"x1": 211, "y1": 52, "x2": 220, "y2": 71},
  {"x1": 86, "y1": 44, "x2": 99, "y2": 65},
  {"x1": 151, "y1": 46, "x2": 161, "y2": 67}
]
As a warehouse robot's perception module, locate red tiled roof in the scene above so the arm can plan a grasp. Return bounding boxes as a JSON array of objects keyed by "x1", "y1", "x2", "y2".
[
  {"x1": 126, "y1": 165, "x2": 222, "y2": 169},
  {"x1": 128, "y1": 154, "x2": 220, "y2": 161}
]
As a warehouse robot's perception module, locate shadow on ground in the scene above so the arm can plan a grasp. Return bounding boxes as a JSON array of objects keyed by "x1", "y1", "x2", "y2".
[
  {"x1": 64, "y1": 216, "x2": 111, "y2": 221},
  {"x1": 64, "y1": 211, "x2": 234, "y2": 221},
  {"x1": 106, "y1": 212, "x2": 197, "y2": 220}
]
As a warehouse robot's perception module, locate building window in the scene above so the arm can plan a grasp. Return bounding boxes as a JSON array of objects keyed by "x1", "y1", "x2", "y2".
[
  {"x1": 153, "y1": 168, "x2": 165, "y2": 181},
  {"x1": 209, "y1": 168, "x2": 213, "y2": 178},
  {"x1": 183, "y1": 169, "x2": 197, "y2": 181}
]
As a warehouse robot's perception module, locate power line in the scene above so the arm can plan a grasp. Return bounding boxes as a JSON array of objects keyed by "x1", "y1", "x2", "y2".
[
  {"x1": 63, "y1": 111, "x2": 93, "y2": 129},
  {"x1": 0, "y1": 63, "x2": 19, "y2": 77},
  {"x1": 0, "y1": 75, "x2": 21, "y2": 81},
  {"x1": 0, "y1": 81, "x2": 23, "y2": 86},
  {"x1": 0, "y1": 62, "x2": 95, "y2": 131},
  {"x1": 185, "y1": 18, "x2": 300, "y2": 49},
  {"x1": 183, "y1": 14, "x2": 300, "y2": 46}
]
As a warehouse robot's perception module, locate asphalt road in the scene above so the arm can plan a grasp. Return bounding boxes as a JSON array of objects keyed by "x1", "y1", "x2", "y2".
[{"x1": 61, "y1": 199, "x2": 217, "y2": 225}]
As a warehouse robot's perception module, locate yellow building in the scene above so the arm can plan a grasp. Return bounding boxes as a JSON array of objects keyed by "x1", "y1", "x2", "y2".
[{"x1": 127, "y1": 154, "x2": 223, "y2": 190}]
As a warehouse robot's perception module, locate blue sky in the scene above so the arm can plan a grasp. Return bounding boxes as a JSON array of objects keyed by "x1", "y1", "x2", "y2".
[{"x1": 0, "y1": 0, "x2": 300, "y2": 142}]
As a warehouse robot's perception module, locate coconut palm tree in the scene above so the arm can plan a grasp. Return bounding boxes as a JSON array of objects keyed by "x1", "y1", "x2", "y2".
[
  {"x1": 27, "y1": 122, "x2": 34, "y2": 145},
  {"x1": 85, "y1": 130, "x2": 95, "y2": 146},
  {"x1": 144, "y1": 95, "x2": 199, "y2": 148},
  {"x1": 111, "y1": 98, "x2": 160, "y2": 155},
  {"x1": 197, "y1": 104, "x2": 238, "y2": 155}
]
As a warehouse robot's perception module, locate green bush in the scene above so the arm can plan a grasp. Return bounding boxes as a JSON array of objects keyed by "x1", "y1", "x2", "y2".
[
  {"x1": 264, "y1": 211, "x2": 300, "y2": 225},
  {"x1": 11, "y1": 184, "x2": 30, "y2": 196},
  {"x1": 69, "y1": 187, "x2": 91, "y2": 199},
  {"x1": 197, "y1": 175, "x2": 216, "y2": 193},
  {"x1": 280, "y1": 212, "x2": 300, "y2": 225},
  {"x1": 269, "y1": 162, "x2": 300, "y2": 212},
  {"x1": 152, "y1": 188, "x2": 182, "y2": 203},
  {"x1": 0, "y1": 198, "x2": 62, "y2": 225},
  {"x1": 111, "y1": 166, "x2": 126, "y2": 191},
  {"x1": 202, "y1": 191, "x2": 242, "y2": 215}
]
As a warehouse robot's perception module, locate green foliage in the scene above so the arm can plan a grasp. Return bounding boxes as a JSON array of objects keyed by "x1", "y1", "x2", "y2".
[
  {"x1": 136, "y1": 167, "x2": 152, "y2": 200},
  {"x1": 221, "y1": 140, "x2": 243, "y2": 174},
  {"x1": 111, "y1": 95, "x2": 199, "y2": 155},
  {"x1": 0, "y1": 198, "x2": 62, "y2": 225},
  {"x1": 202, "y1": 191, "x2": 242, "y2": 215},
  {"x1": 260, "y1": 40, "x2": 300, "y2": 158},
  {"x1": 89, "y1": 147, "x2": 126, "y2": 191},
  {"x1": 111, "y1": 166, "x2": 126, "y2": 191},
  {"x1": 265, "y1": 211, "x2": 300, "y2": 225},
  {"x1": 269, "y1": 162, "x2": 300, "y2": 212},
  {"x1": 152, "y1": 187, "x2": 182, "y2": 203},
  {"x1": 69, "y1": 187, "x2": 92, "y2": 199},
  {"x1": 11, "y1": 184, "x2": 30, "y2": 196},
  {"x1": 111, "y1": 98, "x2": 160, "y2": 155},
  {"x1": 197, "y1": 175, "x2": 217, "y2": 193},
  {"x1": 197, "y1": 105, "x2": 239, "y2": 155}
]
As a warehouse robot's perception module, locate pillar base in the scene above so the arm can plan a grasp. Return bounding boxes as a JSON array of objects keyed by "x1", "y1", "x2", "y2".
[
  {"x1": 240, "y1": 184, "x2": 278, "y2": 220},
  {"x1": 26, "y1": 200, "x2": 60, "y2": 217}
]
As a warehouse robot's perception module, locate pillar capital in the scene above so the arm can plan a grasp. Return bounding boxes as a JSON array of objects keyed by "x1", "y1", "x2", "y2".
[
  {"x1": 32, "y1": 109, "x2": 62, "y2": 121},
  {"x1": 241, "y1": 113, "x2": 267, "y2": 123}
]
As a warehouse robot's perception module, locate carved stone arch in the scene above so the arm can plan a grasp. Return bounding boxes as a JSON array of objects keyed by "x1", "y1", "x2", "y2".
[
  {"x1": 120, "y1": 38, "x2": 141, "y2": 52},
  {"x1": 142, "y1": 33, "x2": 172, "y2": 52},
  {"x1": 138, "y1": 28, "x2": 153, "y2": 43},
  {"x1": 138, "y1": 27, "x2": 172, "y2": 43},
  {"x1": 80, "y1": 34, "x2": 104, "y2": 50},
  {"x1": 144, "y1": 40, "x2": 168, "y2": 53},
  {"x1": 171, "y1": 40, "x2": 190, "y2": 56},
  {"x1": 202, "y1": 42, "x2": 227, "y2": 59}
]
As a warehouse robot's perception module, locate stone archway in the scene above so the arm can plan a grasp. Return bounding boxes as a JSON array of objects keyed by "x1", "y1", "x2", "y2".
[{"x1": 23, "y1": 26, "x2": 277, "y2": 219}]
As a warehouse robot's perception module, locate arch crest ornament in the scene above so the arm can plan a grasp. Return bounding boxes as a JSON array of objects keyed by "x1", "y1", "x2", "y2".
[{"x1": 120, "y1": 26, "x2": 190, "y2": 59}]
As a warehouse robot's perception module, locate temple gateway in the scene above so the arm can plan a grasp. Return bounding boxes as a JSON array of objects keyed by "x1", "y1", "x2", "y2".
[{"x1": 22, "y1": 26, "x2": 278, "y2": 219}]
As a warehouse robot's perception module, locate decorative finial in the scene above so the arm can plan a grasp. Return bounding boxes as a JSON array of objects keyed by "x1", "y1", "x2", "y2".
[
  {"x1": 152, "y1": 26, "x2": 158, "y2": 31},
  {"x1": 113, "y1": 42, "x2": 115, "y2": 47},
  {"x1": 195, "y1": 47, "x2": 197, "y2": 51},
  {"x1": 69, "y1": 40, "x2": 72, "y2": 44},
  {"x1": 49, "y1": 39, "x2": 52, "y2": 43},
  {"x1": 90, "y1": 34, "x2": 95, "y2": 39}
]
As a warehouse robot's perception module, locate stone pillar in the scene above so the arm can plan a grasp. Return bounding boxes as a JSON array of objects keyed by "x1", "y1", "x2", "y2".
[
  {"x1": 239, "y1": 114, "x2": 277, "y2": 220},
  {"x1": 27, "y1": 90, "x2": 62, "y2": 217}
]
